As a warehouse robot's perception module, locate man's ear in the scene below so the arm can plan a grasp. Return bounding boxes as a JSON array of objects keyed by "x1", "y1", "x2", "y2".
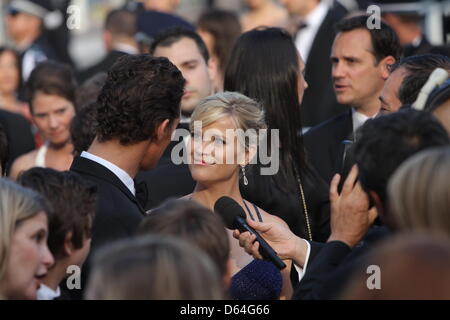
[
  {"x1": 63, "y1": 231, "x2": 74, "y2": 257},
  {"x1": 369, "y1": 191, "x2": 385, "y2": 217},
  {"x1": 380, "y1": 55, "x2": 396, "y2": 80},
  {"x1": 154, "y1": 119, "x2": 174, "y2": 143},
  {"x1": 207, "y1": 57, "x2": 219, "y2": 91},
  {"x1": 102, "y1": 31, "x2": 112, "y2": 51}
]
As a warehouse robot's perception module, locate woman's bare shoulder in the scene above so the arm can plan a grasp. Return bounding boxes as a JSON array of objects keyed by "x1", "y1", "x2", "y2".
[
  {"x1": 9, "y1": 150, "x2": 38, "y2": 179},
  {"x1": 179, "y1": 193, "x2": 193, "y2": 200}
]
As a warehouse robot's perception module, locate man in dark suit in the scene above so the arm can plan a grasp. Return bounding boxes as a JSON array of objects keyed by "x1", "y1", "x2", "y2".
[
  {"x1": 234, "y1": 110, "x2": 450, "y2": 299},
  {"x1": 135, "y1": 28, "x2": 213, "y2": 210},
  {"x1": 304, "y1": 16, "x2": 403, "y2": 184},
  {"x1": 283, "y1": 0, "x2": 348, "y2": 128},
  {"x1": 77, "y1": 9, "x2": 138, "y2": 83},
  {"x1": 380, "y1": 2, "x2": 434, "y2": 57},
  {"x1": 70, "y1": 54, "x2": 185, "y2": 259}
]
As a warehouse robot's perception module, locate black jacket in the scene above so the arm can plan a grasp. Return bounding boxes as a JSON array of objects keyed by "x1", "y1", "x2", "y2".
[
  {"x1": 304, "y1": 110, "x2": 353, "y2": 185},
  {"x1": 294, "y1": 226, "x2": 391, "y2": 300},
  {"x1": 70, "y1": 156, "x2": 145, "y2": 253},
  {"x1": 300, "y1": 4, "x2": 347, "y2": 128},
  {"x1": 68, "y1": 156, "x2": 146, "y2": 299}
]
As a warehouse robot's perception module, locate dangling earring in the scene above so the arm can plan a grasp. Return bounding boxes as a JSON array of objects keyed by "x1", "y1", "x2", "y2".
[{"x1": 241, "y1": 165, "x2": 248, "y2": 186}]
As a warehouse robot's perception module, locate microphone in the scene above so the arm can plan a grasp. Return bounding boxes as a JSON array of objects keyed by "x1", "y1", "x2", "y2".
[
  {"x1": 413, "y1": 68, "x2": 449, "y2": 111},
  {"x1": 214, "y1": 196, "x2": 286, "y2": 270}
]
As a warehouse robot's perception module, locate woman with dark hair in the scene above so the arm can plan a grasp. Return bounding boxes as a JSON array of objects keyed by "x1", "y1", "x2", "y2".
[
  {"x1": 224, "y1": 27, "x2": 330, "y2": 243},
  {"x1": 9, "y1": 61, "x2": 77, "y2": 179},
  {"x1": 0, "y1": 47, "x2": 30, "y2": 119}
]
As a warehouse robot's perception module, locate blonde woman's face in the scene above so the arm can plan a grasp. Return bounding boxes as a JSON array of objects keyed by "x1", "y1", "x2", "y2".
[
  {"x1": 188, "y1": 116, "x2": 247, "y2": 186},
  {"x1": 1, "y1": 211, "x2": 54, "y2": 300}
]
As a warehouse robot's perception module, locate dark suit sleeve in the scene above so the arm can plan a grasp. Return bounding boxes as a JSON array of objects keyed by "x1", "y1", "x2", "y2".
[{"x1": 293, "y1": 240, "x2": 351, "y2": 300}]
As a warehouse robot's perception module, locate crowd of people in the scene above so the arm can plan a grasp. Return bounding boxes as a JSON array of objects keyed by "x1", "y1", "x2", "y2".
[{"x1": 1, "y1": 0, "x2": 450, "y2": 300}]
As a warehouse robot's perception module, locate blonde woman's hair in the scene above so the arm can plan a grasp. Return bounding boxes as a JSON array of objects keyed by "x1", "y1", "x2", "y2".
[
  {"x1": 190, "y1": 91, "x2": 267, "y2": 151},
  {"x1": 0, "y1": 178, "x2": 48, "y2": 281},
  {"x1": 86, "y1": 235, "x2": 226, "y2": 300},
  {"x1": 388, "y1": 146, "x2": 450, "y2": 237}
]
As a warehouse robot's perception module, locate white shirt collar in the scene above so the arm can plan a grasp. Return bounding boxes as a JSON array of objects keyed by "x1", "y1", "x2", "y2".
[
  {"x1": 352, "y1": 109, "x2": 377, "y2": 133},
  {"x1": 295, "y1": 1, "x2": 329, "y2": 61},
  {"x1": 180, "y1": 114, "x2": 191, "y2": 124},
  {"x1": 411, "y1": 35, "x2": 422, "y2": 48},
  {"x1": 37, "y1": 284, "x2": 60, "y2": 300},
  {"x1": 80, "y1": 151, "x2": 136, "y2": 196},
  {"x1": 304, "y1": 1, "x2": 329, "y2": 29},
  {"x1": 112, "y1": 43, "x2": 139, "y2": 55}
]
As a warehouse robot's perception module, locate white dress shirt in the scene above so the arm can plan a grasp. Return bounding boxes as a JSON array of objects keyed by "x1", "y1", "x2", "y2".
[
  {"x1": 294, "y1": 239, "x2": 312, "y2": 282},
  {"x1": 295, "y1": 1, "x2": 329, "y2": 62},
  {"x1": 352, "y1": 109, "x2": 378, "y2": 136},
  {"x1": 80, "y1": 151, "x2": 136, "y2": 196},
  {"x1": 37, "y1": 284, "x2": 60, "y2": 300},
  {"x1": 112, "y1": 43, "x2": 139, "y2": 55}
]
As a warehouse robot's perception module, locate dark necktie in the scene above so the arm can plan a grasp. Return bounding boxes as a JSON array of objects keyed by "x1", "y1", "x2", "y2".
[{"x1": 294, "y1": 21, "x2": 308, "y2": 39}]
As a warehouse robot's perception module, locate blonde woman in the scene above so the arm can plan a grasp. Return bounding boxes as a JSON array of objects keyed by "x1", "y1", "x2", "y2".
[
  {"x1": 0, "y1": 178, "x2": 54, "y2": 300},
  {"x1": 388, "y1": 146, "x2": 450, "y2": 237},
  {"x1": 184, "y1": 92, "x2": 292, "y2": 299}
]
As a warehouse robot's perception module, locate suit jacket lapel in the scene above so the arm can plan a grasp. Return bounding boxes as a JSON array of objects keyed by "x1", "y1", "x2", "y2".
[{"x1": 330, "y1": 110, "x2": 353, "y2": 172}]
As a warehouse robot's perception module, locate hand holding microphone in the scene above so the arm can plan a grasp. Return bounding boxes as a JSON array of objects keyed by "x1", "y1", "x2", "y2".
[{"x1": 215, "y1": 196, "x2": 286, "y2": 269}]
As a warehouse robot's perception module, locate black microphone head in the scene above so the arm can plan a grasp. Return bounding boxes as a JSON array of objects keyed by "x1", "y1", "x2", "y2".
[{"x1": 214, "y1": 196, "x2": 246, "y2": 230}]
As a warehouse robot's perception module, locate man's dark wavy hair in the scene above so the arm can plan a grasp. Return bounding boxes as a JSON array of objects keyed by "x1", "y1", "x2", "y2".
[
  {"x1": 354, "y1": 109, "x2": 449, "y2": 211},
  {"x1": 96, "y1": 54, "x2": 185, "y2": 145}
]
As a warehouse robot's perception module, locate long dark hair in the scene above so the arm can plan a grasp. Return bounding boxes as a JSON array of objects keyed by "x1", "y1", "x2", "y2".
[{"x1": 224, "y1": 27, "x2": 307, "y2": 191}]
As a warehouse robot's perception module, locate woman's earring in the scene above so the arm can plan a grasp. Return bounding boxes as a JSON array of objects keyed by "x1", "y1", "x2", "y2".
[{"x1": 241, "y1": 165, "x2": 248, "y2": 186}]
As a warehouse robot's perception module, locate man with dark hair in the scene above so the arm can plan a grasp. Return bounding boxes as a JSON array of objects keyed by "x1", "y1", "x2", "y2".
[
  {"x1": 134, "y1": 28, "x2": 214, "y2": 210},
  {"x1": 0, "y1": 123, "x2": 9, "y2": 176},
  {"x1": 280, "y1": 0, "x2": 348, "y2": 128},
  {"x1": 17, "y1": 167, "x2": 97, "y2": 300},
  {"x1": 380, "y1": 2, "x2": 433, "y2": 57},
  {"x1": 379, "y1": 54, "x2": 450, "y2": 113},
  {"x1": 304, "y1": 15, "x2": 402, "y2": 184},
  {"x1": 70, "y1": 54, "x2": 185, "y2": 258},
  {"x1": 354, "y1": 110, "x2": 450, "y2": 218},
  {"x1": 150, "y1": 27, "x2": 213, "y2": 118},
  {"x1": 235, "y1": 109, "x2": 450, "y2": 299},
  {"x1": 70, "y1": 102, "x2": 98, "y2": 157},
  {"x1": 78, "y1": 9, "x2": 138, "y2": 83},
  {"x1": 423, "y1": 79, "x2": 450, "y2": 135}
]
